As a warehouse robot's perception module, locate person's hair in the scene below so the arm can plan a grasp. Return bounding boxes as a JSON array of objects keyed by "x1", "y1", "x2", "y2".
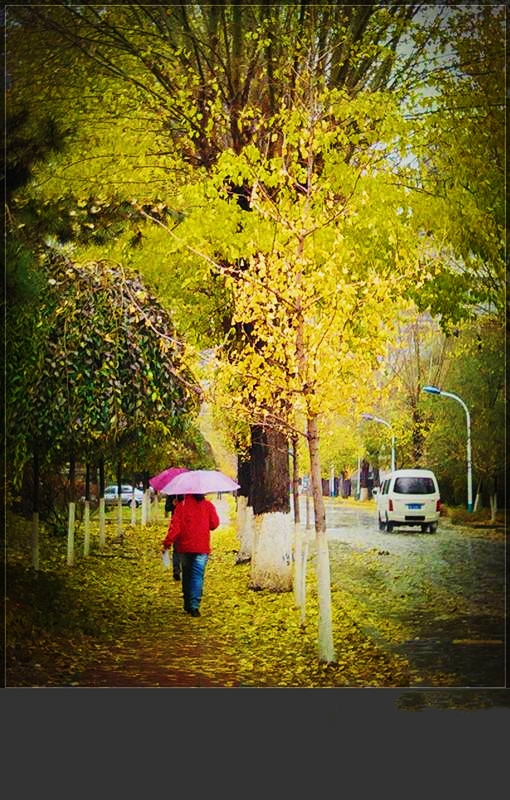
[
  {"x1": 192, "y1": 493, "x2": 205, "y2": 501},
  {"x1": 166, "y1": 494, "x2": 184, "y2": 513}
]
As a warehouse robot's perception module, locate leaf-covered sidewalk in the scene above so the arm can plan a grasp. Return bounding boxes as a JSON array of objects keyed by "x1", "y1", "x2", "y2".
[{"x1": 7, "y1": 510, "x2": 419, "y2": 688}]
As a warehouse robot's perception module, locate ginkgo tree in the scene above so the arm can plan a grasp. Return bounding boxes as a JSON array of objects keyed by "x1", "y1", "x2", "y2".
[
  {"x1": 6, "y1": 2, "x2": 459, "y2": 545},
  {"x1": 157, "y1": 81, "x2": 445, "y2": 662}
]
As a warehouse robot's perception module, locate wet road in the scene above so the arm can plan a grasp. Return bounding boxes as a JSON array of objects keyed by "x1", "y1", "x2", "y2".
[{"x1": 301, "y1": 498, "x2": 506, "y2": 687}]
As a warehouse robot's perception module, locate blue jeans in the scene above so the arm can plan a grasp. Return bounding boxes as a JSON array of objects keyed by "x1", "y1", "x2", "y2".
[
  {"x1": 180, "y1": 553, "x2": 209, "y2": 612},
  {"x1": 172, "y1": 546, "x2": 181, "y2": 577}
]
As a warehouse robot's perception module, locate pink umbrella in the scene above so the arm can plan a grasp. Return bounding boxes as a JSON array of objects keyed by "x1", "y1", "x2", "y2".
[
  {"x1": 160, "y1": 469, "x2": 240, "y2": 495},
  {"x1": 149, "y1": 467, "x2": 189, "y2": 493}
]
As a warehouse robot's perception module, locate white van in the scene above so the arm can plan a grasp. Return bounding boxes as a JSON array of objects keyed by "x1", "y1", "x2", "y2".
[{"x1": 376, "y1": 469, "x2": 441, "y2": 533}]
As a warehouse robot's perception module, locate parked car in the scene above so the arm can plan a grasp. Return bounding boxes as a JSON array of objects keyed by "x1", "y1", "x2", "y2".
[
  {"x1": 104, "y1": 484, "x2": 144, "y2": 508},
  {"x1": 376, "y1": 468, "x2": 441, "y2": 533}
]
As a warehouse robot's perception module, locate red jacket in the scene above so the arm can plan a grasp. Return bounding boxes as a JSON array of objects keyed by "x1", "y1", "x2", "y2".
[{"x1": 162, "y1": 495, "x2": 220, "y2": 554}]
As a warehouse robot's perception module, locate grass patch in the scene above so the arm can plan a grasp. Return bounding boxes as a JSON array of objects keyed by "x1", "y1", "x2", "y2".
[{"x1": 444, "y1": 505, "x2": 506, "y2": 527}]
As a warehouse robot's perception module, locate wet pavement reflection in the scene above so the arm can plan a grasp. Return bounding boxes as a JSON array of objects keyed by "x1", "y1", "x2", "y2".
[{"x1": 300, "y1": 498, "x2": 506, "y2": 687}]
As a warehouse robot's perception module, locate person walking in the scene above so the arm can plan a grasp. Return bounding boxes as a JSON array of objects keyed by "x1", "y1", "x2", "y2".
[
  {"x1": 162, "y1": 493, "x2": 220, "y2": 617},
  {"x1": 164, "y1": 494, "x2": 184, "y2": 580}
]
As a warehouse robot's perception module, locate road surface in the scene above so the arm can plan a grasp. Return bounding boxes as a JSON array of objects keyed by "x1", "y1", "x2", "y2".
[{"x1": 300, "y1": 498, "x2": 506, "y2": 687}]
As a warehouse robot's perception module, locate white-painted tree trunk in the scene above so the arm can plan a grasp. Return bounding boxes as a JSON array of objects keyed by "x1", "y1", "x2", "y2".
[
  {"x1": 31, "y1": 511, "x2": 39, "y2": 571},
  {"x1": 473, "y1": 479, "x2": 483, "y2": 512},
  {"x1": 152, "y1": 492, "x2": 160, "y2": 523},
  {"x1": 250, "y1": 511, "x2": 293, "y2": 592},
  {"x1": 299, "y1": 493, "x2": 312, "y2": 625},
  {"x1": 99, "y1": 497, "x2": 106, "y2": 549},
  {"x1": 490, "y1": 494, "x2": 497, "y2": 522},
  {"x1": 116, "y1": 498, "x2": 123, "y2": 539},
  {"x1": 67, "y1": 501, "x2": 76, "y2": 566},
  {"x1": 83, "y1": 500, "x2": 90, "y2": 555},
  {"x1": 141, "y1": 489, "x2": 151, "y2": 525},
  {"x1": 305, "y1": 491, "x2": 311, "y2": 530},
  {"x1": 293, "y1": 522, "x2": 303, "y2": 609},
  {"x1": 359, "y1": 487, "x2": 369, "y2": 501},
  {"x1": 300, "y1": 539, "x2": 309, "y2": 627},
  {"x1": 307, "y1": 414, "x2": 336, "y2": 664},
  {"x1": 315, "y1": 531, "x2": 335, "y2": 662},
  {"x1": 293, "y1": 521, "x2": 309, "y2": 625},
  {"x1": 235, "y1": 495, "x2": 254, "y2": 562}
]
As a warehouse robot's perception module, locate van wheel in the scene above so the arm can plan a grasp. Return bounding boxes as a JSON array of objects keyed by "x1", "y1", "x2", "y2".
[
  {"x1": 385, "y1": 516, "x2": 393, "y2": 533},
  {"x1": 421, "y1": 524, "x2": 429, "y2": 533},
  {"x1": 378, "y1": 515, "x2": 386, "y2": 531},
  {"x1": 429, "y1": 523, "x2": 438, "y2": 533}
]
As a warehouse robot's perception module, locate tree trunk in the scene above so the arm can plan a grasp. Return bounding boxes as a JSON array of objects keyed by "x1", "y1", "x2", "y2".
[
  {"x1": 473, "y1": 478, "x2": 483, "y2": 512},
  {"x1": 140, "y1": 471, "x2": 149, "y2": 526},
  {"x1": 291, "y1": 433, "x2": 300, "y2": 524},
  {"x1": 300, "y1": 538, "x2": 309, "y2": 627},
  {"x1": 115, "y1": 459, "x2": 123, "y2": 541},
  {"x1": 372, "y1": 465, "x2": 380, "y2": 489},
  {"x1": 490, "y1": 475, "x2": 497, "y2": 522},
  {"x1": 83, "y1": 462, "x2": 91, "y2": 556},
  {"x1": 411, "y1": 404, "x2": 425, "y2": 462},
  {"x1": 251, "y1": 425, "x2": 290, "y2": 515},
  {"x1": 293, "y1": 515, "x2": 310, "y2": 624},
  {"x1": 98, "y1": 457, "x2": 105, "y2": 549},
  {"x1": 307, "y1": 414, "x2": 336, "y2": 664},
  {"x1": 489, "y1": 494, "x2": 497, "y2": 522},
  {"x1": 359, "y1": 458, "x2": 370, "y2": 502},
  {"x1": 131, "y1": 473, "x2": 138, "y2": 527},
  {"x1": 293, "y1": 519, "x2": 303, "y2": 610},
  {"x1": 290, "y1": 433, "x2": 305, "y2": 612},
  {"x1": 249, "y1": 425, "x2": 292, "y2": 592},
  {"x1": 235, "y1": 454, "x2": 253, "y2": 563},
  {"x1": 66, "y1": 452, "x2": 76, "y2": 566}
]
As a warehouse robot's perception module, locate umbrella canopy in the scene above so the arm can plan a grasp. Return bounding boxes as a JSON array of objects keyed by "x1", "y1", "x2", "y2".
[
  {"x1": 149, "y1": 467, "x2": 189, "y2": 492},
  {"x1": 160, "y1": 469, "x2": 240, "y2": 495}
]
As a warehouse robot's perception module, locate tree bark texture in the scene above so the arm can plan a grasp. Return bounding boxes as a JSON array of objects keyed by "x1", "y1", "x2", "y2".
[
  {"x1": 237, "y1": 454, "x2": 252, "y2": 501},
  {"x1": 247, "y1": 425, "x2": 292, "y2": 590},
  {"x1": 250, "y1": 425, "x2": 290, "y2": 516}
]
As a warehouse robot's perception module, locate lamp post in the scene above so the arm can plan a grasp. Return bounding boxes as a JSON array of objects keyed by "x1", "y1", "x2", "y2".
[
  {"x1": 361, "y1": 414, "x2": 396, "y2": 472},
  {"x1": 422, "y1": 385, "x2": 473, "y2": 512}
]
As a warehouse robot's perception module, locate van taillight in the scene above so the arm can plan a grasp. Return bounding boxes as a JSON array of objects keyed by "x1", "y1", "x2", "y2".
[
  {"x1": 436, "y1": 499, "x2": 441, "y2": 512},
  {"x1": 388, "y1": 499, "x2": 393, "y2": 511}
]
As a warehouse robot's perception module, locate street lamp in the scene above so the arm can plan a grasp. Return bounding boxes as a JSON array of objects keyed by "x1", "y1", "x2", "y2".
[
  {"x1": 422, "y1": 385, "x2": 473, "y2": 512},
  {"x1": 361, "y1": 413, "x2": 396, "y2": 472}
]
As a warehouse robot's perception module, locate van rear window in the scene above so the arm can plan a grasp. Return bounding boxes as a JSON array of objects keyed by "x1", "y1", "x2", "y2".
[{"x1": 394, "y1": 477, "x2": 436, "y2": 494}]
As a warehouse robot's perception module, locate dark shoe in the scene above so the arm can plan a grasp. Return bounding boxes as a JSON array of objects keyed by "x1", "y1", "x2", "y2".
[
  {"x1": 190, "y1": 608, "x2": 200, "y2": 617},
  {"x1": 173, "y1": 572, "x2": 181, "y2": 581}
]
